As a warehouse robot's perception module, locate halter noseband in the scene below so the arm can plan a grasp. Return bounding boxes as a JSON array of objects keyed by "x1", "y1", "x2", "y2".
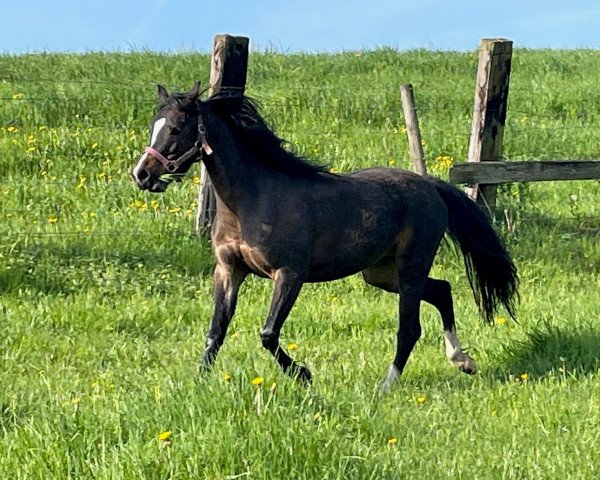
[{"x1": 144, "y1": 115, "x2": 213, "y2": 173}]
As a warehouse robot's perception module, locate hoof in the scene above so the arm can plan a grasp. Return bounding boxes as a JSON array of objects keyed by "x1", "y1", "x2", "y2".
[
  {"x1": 290, "y1": 364, "x2": 312, "y2": 384},
  {"x1": 450, "y1": 353, "x2": 477, "y2": 375},
  {"x1": 198, "y1": 358, "x2": 214, "y2": 375}
]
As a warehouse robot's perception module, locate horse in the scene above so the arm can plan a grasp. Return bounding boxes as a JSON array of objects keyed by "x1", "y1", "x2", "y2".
[{"x1": 131, "y1": 82, "x2": 518, "y2": 392}]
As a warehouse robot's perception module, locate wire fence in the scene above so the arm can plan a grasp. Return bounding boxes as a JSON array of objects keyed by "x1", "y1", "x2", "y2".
[{"x1": 2, "y1": 74, "x2": 600, "y2": 242}]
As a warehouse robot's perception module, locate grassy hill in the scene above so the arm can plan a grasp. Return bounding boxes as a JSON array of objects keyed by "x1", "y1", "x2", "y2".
[{"x1": 1, "y1": 48, "x2": 599, "y2": 478}]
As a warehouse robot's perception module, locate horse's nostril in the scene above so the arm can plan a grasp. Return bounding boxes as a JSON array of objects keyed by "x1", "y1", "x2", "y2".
[{"x1": 137, "y1": 168, "x2": 149, "y2": 181}]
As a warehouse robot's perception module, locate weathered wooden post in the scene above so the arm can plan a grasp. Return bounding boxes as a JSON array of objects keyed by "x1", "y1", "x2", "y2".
[
  {"x1": 466, "y1": 38, "x2": 513, "y2": 212},
  {"x1": 399, "y1": 83, "x2": 427, "y2": 175},
  {"x1": 196, "y1": 34, "x2": 249, "y2": 234}
]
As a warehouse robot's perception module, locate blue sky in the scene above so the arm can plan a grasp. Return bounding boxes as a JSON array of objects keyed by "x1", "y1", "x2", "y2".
[{"x1": 2, "y1": 0, "x2": 600, "y2": 53}]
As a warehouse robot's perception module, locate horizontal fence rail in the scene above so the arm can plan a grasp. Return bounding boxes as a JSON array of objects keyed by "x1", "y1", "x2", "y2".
[{"x1": 450, "y1": 160, "x2": 600, "y2": 184}]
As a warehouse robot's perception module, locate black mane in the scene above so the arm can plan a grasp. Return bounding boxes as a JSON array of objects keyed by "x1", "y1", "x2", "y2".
[{"x1": 205, "y1": 95, "x2": 329, "y2": 178}]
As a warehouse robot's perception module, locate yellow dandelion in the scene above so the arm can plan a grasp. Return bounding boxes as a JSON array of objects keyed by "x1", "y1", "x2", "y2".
[
  {"x1": 91, "y1": 142, "x2": 99, "y2": 149},
  {"x1": 38, "y1": 125, "x2": 47, "y2": 131},
  {"x1": 97, "y1": 172, "x2": 106, "y2": 179},
  {"x1": 251, "y1": 376, "x2": 264, "y2": 386},
  {"x1": 416, "y1": 395, "x2": 426, "y2": 404},
  {"x1": 314, "y1": 411, "x2": 322, "y2": 422},
  {"x1": 222, "y1": 372, "x2": 231, "y2": 381},
  {"x1": 388, "y1": 159, "x2": 396, "y2": 166},
  {"x1": 495, "y1": 315, "x2": 507, "y2": 325},
  {"x1": 158, "y1": 431, "x2": 172, "y2": 443},
  {"x1": 388, "y1": 436, "x2": 398, "y2": 445},
  {"x1": 48, "y1": 217, "x2": 58, "y2": 224},
  {"x1": 168, "y1": 207, "x2": 181, "y2": 214},
  {"x1": 193, "y1": 175, "x2": 201, "y2": 185},
  {"x1": 71, "y1": 397, "x2": 81, "y2": 405},
  {"x1": 7, "y1": 126, "x2": 16, "y2": 133},
  {"x1": 329, "y1": 167, "x2": 337, "y2": 173},
  {"x1": 26, "y1": 146, "x2": 36, "y2": 153},
  {"x1": 132, "y1": 200, "x2": 148, "y2": 211},
  {"x1": 288, "y1": 342, "x2": 298, "y2": 351},
  {"x1": 520, "y1": 373, "x2": 529, "y2": 381},
  {"x1": 12, "y1": 93, "x2": 24, "y2": 100}
]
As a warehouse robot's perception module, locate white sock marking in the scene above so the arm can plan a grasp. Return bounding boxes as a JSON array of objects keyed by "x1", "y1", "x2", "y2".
[
  {"x1": 381, "y1": 364, "x2": 400, "y2": 393},
  {"x1": 444, "y1": 326, "x2": 463, "y2": 361},
  {"x1": 444, "y1": 326, "x2": 477, "y2": 373}
]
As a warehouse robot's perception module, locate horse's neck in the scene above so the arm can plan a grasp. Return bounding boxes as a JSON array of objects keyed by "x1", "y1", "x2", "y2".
[{"x1": 201, "y1": 131, "x2": 264, "y2": 214}]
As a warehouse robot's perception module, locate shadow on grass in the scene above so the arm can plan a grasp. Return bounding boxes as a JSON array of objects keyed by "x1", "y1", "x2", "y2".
[
  {"x1": 0, "y1": 228, "x2": 215, "y2": 296},
  {"x1": 498, "y1": 323, "x2": 600, "y2": 378},
  {"x1": 501, "y1": 212, "x2": 599, "y2": 274}
]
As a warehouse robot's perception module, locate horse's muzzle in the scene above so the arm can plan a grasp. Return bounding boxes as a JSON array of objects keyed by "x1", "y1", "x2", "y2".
[{"x1": 131, "y1": 168, "x2": 169, "y2": 193}]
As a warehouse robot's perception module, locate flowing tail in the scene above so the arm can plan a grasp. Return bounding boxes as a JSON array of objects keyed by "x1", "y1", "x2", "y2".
[{"x1": 431, "y1": 178, "x2": 519, "y2": 322}]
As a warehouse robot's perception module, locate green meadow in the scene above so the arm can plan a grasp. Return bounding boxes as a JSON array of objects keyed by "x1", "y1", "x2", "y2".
[{"x1": 1, "y1": 48, "x2": 599, "y2": 478}]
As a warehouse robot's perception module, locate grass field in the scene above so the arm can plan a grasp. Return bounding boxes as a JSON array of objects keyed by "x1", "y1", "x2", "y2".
[{"x1": 1, "y1": 48, "x2": 599, "y2": 478}]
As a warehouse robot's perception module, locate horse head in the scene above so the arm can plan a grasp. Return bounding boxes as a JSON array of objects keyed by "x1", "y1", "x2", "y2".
[{"x1": 131, "y1": 81, "x2": 210, "y2": 192}]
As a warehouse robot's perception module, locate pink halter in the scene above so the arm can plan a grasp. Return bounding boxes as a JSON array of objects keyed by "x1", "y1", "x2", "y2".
[
  {"x1": 144, "y1": 146, "x2": 171, "y2": 169},
  {"x1": 143, "y1": 115, "x2": 213, "y2": 173}
]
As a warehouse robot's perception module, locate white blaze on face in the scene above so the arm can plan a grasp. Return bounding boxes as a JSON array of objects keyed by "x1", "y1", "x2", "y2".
[
  {"x1": 132, "y1": 118, "x2": 167, "y2": 180},
  {"x1": 150, "y1": 118, "x2": 166, "y2": 146}
]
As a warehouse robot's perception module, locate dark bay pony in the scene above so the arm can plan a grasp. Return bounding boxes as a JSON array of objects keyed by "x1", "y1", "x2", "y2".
[{"x1": 132, "y1": 82, "x2": 518, "y2": 392}]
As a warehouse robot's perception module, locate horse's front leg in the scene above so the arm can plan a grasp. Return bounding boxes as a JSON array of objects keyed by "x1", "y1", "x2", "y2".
[
  {"x1": 201, "y1": 262, "x2": 248, "y2": 371},
  {"x1": 260, "y1": 267, "x2": 312, "y2": 383}
]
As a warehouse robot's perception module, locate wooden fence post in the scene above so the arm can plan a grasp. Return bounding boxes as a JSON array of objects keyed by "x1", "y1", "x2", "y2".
[
  {"x1": 400, "y1": 83, "x2": 427, "y2": 175},
  {"x1": 466, "y1": 38, "x2": 513, "y2": 212},
  {"x1": 196, "y1": 34, "x2": 249, "y2": 234}
]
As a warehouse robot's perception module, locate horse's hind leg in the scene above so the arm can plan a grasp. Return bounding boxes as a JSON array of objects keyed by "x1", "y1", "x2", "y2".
[
  {"x1": 260, "y1": 267, "x2": 312, "y2": 383},
  {"x1": 422, "y1": 278, "x2": 477, "y2": 374},
  {"x1": 381, "y1": 276, "x2": 426, "y2": 393},
  {"x1": 362, "y1": 257, "x2": 427, "y2": 392}
]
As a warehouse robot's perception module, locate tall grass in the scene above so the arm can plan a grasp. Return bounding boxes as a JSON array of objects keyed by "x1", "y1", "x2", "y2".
[{"x1": 1, "y1": 48, "x2": 599, "y2": 479}]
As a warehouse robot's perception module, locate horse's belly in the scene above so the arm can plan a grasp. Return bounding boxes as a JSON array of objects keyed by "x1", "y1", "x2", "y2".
[{"x1": 306, "y1": 238, "x2": 394, "y2": 282}]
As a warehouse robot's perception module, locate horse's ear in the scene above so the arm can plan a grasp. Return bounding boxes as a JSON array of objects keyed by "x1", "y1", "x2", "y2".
[
  {"x1": 188, "y1": 81, "x2": 201, "y2": 102},
  {"x1": 157, "y1": 84, "x2": 169, "y2": 103}
]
